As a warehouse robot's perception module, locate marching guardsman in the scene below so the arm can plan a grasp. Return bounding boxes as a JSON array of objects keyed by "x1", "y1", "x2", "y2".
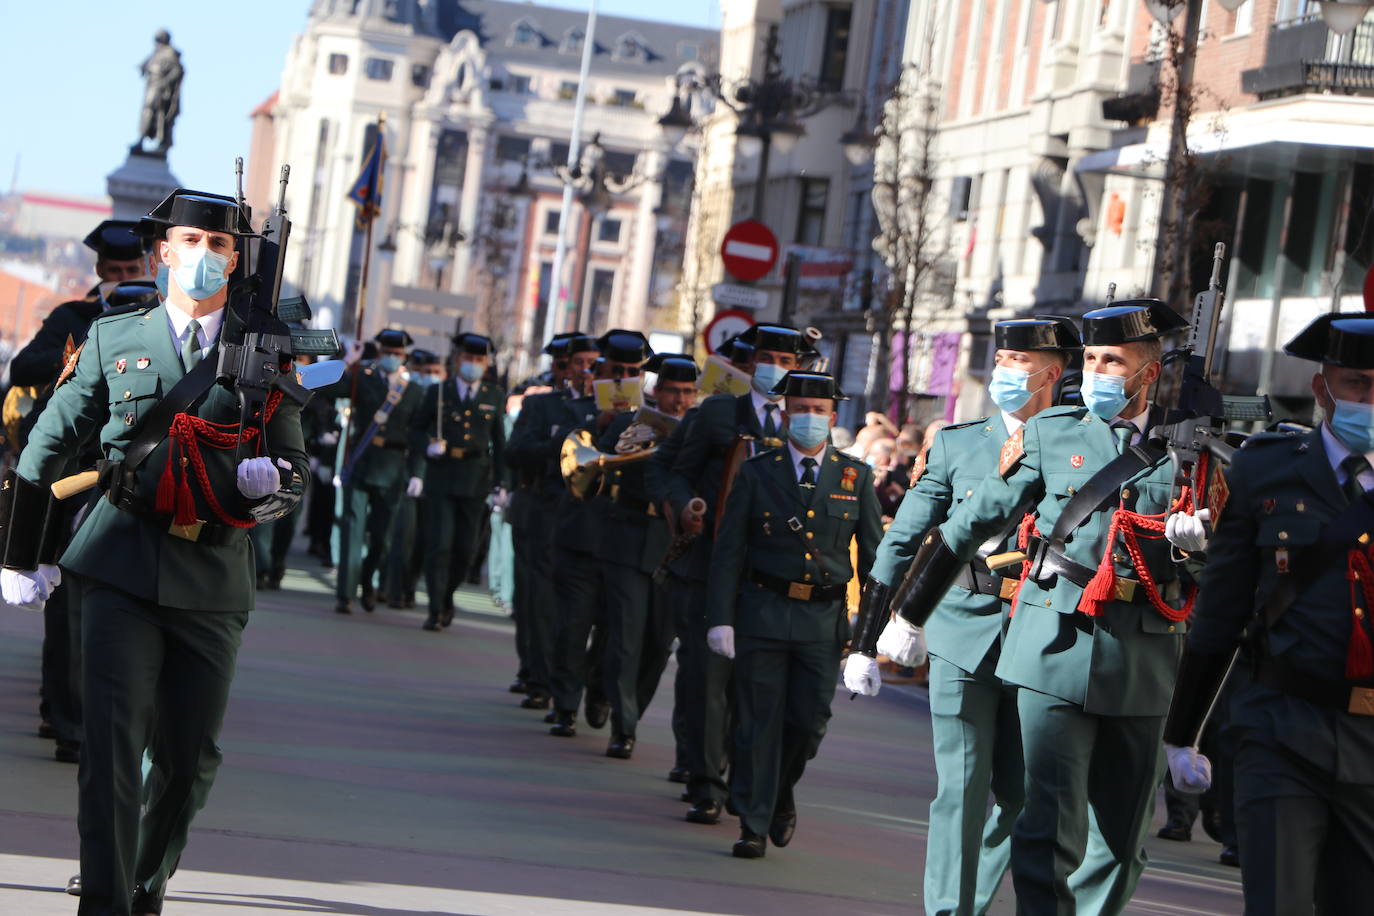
[
  {"x1": 505, "y1": 333, "x2": 600, "y2": 708},
  {"x1": 381, "y1": 349, "x2": 445, "y2": 607},
  {"x1": 873, "y1": 301, "x2": 1193, "y2": 913},
  {"x1": 1163, "y1": 313, "x2": 1374, "y2": 914},
  {"x1": 546, "y1": 330, "x2": 652, "y2": 737},
  {"x1": 846, "y1": 316, "x2": 1080, "y2": 914},
  {"x1": 658, "y1": 323, "x2": 816, "y2": 825},
  {"x1": 706, "y1": 370, "x2": 882, "y2": 858},
  {"x1": 322, "y1": 327, "x2": 425, "y2": 615},
  {"x1": 0, "y1": 189, "x2": 309, "y2": 916},
  {"x1": 596, "y1": 352, "x2": 699, "y2": 759},
  {"x1": 408, "y1": 333, "x2": 506, "y2": 631}
]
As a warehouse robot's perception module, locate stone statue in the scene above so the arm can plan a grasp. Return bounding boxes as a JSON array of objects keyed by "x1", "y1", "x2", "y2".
[{"x1": 133, "y1": 29, "x2": 183, "y2": 157}]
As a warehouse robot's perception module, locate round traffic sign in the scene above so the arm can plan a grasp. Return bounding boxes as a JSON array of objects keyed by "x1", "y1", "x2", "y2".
[
  {"x1": 703, "y1": 309, "x2": 755, "y2": 355},
  {"x1": 720, "y1": 220, "x2": 779, "y2": 283}
]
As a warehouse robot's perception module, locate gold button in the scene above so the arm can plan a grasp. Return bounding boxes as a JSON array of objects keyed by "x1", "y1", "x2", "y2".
[
  {"x1": 804, "y1": 552, "x2": 813, "y2": 560},
  {"x1": 465, "y1": 410, "x2": 472, "y2": 416},
  {"x1": 1067, "y1": 487, "x2": 1076, "y2": 495},
  {"x1": 807, "y1": 510, "x2": 815, "y2": 518},
  {"x1": 764, "y1": 511, "x2": 771, "y2": 517},
  {"x1": 1121, "y1": 488, "x2": 1131, "y2": 500},
  {"x1": 965, "y1": 489, "x2": 974, "y2": 497},
  {"x1": 1278, "y1": 531, "x2": 1289, "y2": 540},
  {"x1": 1167, "y1": 625, "x2": 1177, "y2": 632},
  {"x1": 804, "y1": 573, "x2": 813, "y2": 581},
  {"x1": 1113, "y1": 552, "x2": 1125, "y2": 563},
  {"x1": 843, "y1": 512, "x2": 849, "y2": 519},
  {"x1": 1296, "y1": 501, "x2": 1306, "y2": 512},
  {"x1": 806, "y1": 532, "x2": 814, "y2": 539},
  {"x1": 123, "y1": 390, "x2": 132, "y2": 398},
  {"x1": 464, "y1": 434, "x2": 471, "y2": 440},
  {"x1": 1044, "y1": 599, "x2": 1052, "y2": 607}
]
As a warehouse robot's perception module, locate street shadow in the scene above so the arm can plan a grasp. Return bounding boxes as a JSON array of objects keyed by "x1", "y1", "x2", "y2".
[{"x1": 172, "y1": 892, "x2": 479, "y2": 916}]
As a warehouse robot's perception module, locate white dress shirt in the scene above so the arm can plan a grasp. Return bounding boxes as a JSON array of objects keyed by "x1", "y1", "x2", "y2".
[
  {"x1": 751, "y1": 389, "x2": 783, "y2": 435},
  {"x1": 165, "y1": 304, "x2": 224, "y2": 364},
  {"x1": 1321, "y1": 422, "x2": 1374, "y2": 493},
  {"x1": 787, "y1": 441, "x2": 828, "y2": 483},
  {"x1": 1001, "y1": 410, "x2": 1025, "y2": 437}
]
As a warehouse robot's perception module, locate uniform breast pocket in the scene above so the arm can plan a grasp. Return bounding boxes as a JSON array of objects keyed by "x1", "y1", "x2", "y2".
[
  {"x1": 109, "y1": 374, "x2": 161, "y2": 431},
  {"x1": 825, "y1": 499, "x2": 858, "y2": 546},
  {"x1": 1255, "y1": 516, "x2": 1322, "y2": 592},
  {"x1": 1044, "y1": 469, "x2": 1091, "y2": 502}
]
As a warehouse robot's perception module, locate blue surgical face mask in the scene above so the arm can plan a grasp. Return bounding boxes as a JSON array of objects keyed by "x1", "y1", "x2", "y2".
[
  {"x1": 1080, "y1": 368, "x2": 1141, "y2": 421},
  {"x1": 459, "y1": 362, "x2": 484, "y2": 383},
  {"x1": 988, "y1": 364, "x2": 1049, "y2": 413},
  {"x1": 786, "y1": 412, "x2": 831, "y2": 450},
  {"x1": 1326, "y1": 379, "x2": 1374, "y2": 453},
  {"x1": 752, "y1": 362, "x2": 788, "y2": 399},
  {"x1": 413, "y1": 373, "x2": 438, "y2": 388},
  {"x1": 378, "y1": 354, "x2": 404, "y2": 373},
  {"x1": 154, "y1": 264, "x2": 169, "y2": 299},
  {"x1": 170, "y1": 245, "x2": 231, "y2": 300}
]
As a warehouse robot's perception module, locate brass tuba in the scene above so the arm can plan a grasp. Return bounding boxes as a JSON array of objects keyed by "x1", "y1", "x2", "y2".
[{"x1": 559, "y1": 429, "x2": 657, "y2": 501}]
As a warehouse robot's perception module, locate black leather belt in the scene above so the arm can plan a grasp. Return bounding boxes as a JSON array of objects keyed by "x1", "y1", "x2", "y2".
[
  {"x1": 1254, "y1": 654, "x2": 1374, "y2": 716},
  {"x1": 370, "y1": 437, "x2": 407, "y2": 450},
  {"x1": 954, "y1": 565, "x2": 1018, "y2": 600},
  {"x1": 1025, "y1": 535, "x2": 1145, "y2": 604},
  {"x1": 611, "y1": 491, "x2": 659, "y2": 517},
  {"x1": 751, "y1": 569, "x2": 846, "y2": 602},
  {"x1": 115, "y1": 499, "x2": 246, "y2": 546}
]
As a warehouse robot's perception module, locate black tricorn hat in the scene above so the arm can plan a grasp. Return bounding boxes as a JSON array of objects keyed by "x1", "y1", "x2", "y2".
[
  {"x1": 84, "y1": 220, "x2": 145, "y2": 260},
  {"x1": 597, "y1": 329, "x2": 653, "y2": 364},
  {"x1": 770, "y1": 370, "x2": 848, "y2": 401},
  {"x1": 739, "y1": 323, "x2": 815, "y2": 357},
  {"x1": 543, "y1": 332, "x2": 576, "y2": 357},
  {"x1": 409, "y1": 348, "x2": 443, "y2": 367},
  {"x1": 718, "y1": 333, "x2": 754, "y2": 364},
  {"x1": 1082, "y1": 299, "x2": 1188, "y2": 345},
  {"x1": 645, "y1": 352, "x2": 699, "y2": 383},
  {"x1": 995, "y1": 315, "x2": 1082, "y2": 352},
  {"x1": 144, "y1": 189, "x2": 256, "y2": 237},
  {"x1": 374, "y1": 327, "x2": 414, "y2": 348},
  {"x1": 564, "y1": 333, "x2": 600, "y2": 356},
  {"x1": 105, "y1": 280, "x2": 159, "y2": 308},
  {"x1": 454, "y1": 332, "x2": 494, "y2": 356},
  {"x1": 1284, "y1": 313, "x2": 1374, "y2": 369}
]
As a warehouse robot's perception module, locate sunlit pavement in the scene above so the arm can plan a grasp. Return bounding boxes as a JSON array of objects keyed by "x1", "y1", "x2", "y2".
[{"x1": 0, "y1": 553, "x2": 1241, "y2": 915}]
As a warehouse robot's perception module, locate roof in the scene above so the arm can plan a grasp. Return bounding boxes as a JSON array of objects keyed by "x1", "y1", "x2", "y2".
[
  {"x1": 436, "y1": 0, "x2": 717, "y2": 77},
  {"x1": 250, "y1": 90, "x2": 280, "y2": 118}
]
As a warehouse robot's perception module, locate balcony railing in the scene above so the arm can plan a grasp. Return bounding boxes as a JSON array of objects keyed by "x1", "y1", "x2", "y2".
[{"x1": 1241, "y1": 15, "x2": 1374, "y2": 97}]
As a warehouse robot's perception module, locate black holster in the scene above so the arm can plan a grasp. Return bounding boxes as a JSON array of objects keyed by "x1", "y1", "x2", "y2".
[
  {"x1": 0, "y1": 470, "x2": 65, "y2": 569},
  {"x1": 850, "y1": 577, "x2": 892, "y2": 657},
  {"x1": 1162, "y1": 647, "x2": 1232, "y2": 747},
  {"x1": 888, "y1": 529, "x2": 963, "y2": 629}
]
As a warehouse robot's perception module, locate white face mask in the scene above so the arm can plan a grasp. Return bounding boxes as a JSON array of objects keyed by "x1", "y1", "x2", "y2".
[{"x1": 170, "y1": 245, "x2": 231, "y2": 300}]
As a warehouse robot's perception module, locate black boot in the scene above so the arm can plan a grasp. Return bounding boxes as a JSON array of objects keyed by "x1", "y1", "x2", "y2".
[
  {"x1": 422, "y1": 613, "x2": 441, "y2": 632},
  {"x1": 549, "y1": 711, "x2": 577, "y2": 737}
]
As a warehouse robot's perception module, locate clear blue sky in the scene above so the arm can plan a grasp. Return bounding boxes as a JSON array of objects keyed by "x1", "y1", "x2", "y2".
[{"x1": 0, "y1": 0, "x2": 719, "y2": 200}]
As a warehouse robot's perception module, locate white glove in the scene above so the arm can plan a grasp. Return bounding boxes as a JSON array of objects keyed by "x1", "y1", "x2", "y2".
[
  {"x1": 843, "y1": 653, "x2": 883, "y2": 696},
  {"x1": 342, "y1": 340, "x2": 365, "y2": 367},
  {"x1": 1, "y1": 568, "x2": 50, "y2": 610},
  {"x1": 426, "y1": 441, "x2": 446, "y2": 458},
  {"x1": 706, "y1": 625, "x2": 735, "y2": 659},
  {"x1": 876, "y1": 615, "x2": 928, "y2": 669},
  {"x1": 406, "y1": 476, "x2": 424, "y2": 498},
  {"x1": 318, "y1": 430, "x2": 340, "y2": 447},
  {"x1": 237, "y1": 457, "x2": 284, "y2": 499},
  {"x1": 1164, "y1": 742, "x2": 1213, "y2": 794},
  {"x1": 1165, "y1": 508, "x2": 1212, "y2": 553},
  {"x1": 38, "y1": 563, "x2": 62, "y2": 593}
]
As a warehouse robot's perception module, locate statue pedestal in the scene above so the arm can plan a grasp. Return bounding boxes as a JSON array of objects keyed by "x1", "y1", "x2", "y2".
[{"x1": 106, "y1": 150, "x2": 180, "y2": 220}]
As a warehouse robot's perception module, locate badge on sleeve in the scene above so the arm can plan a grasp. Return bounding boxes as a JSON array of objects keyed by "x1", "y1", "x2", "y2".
[
  {"x1": 999, "y1": 428, "x2": 1026, "y2": 477},
  {"x1": 909, "y1": 451, "x2": 927, "y2": 486},
  {"x1": 57, "y1": 342, "x2": 84, "y2": 388},
  {"x1": 840, "y1": 466, "x2": 857, "y2": 491},
  {"x1": 137, "y1": 358, "x2": 151, "y2": 370},
  {"x1": 115, "y1": 359, "x2": 127, "y2": 374}
]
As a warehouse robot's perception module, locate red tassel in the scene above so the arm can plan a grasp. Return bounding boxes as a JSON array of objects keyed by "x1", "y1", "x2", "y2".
[
  {"x1": 155, "y1": 453, "x2": 178, "y2": 514},
  {"x1": 173, "y1": 458, "x2": 198, "y2": 526},
  {"x1": 1348, "y1": 606, "x2": 1374, "y2": 681},
  {"x1": 1077, "y1": 512, "x2": 1122, "y2": 617}
]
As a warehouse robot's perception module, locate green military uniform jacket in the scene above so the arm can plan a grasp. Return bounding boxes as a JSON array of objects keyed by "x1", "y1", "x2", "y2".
[
  {"x1": 596, "y1": 410, "x2": 670, "y2": 575},
  {"x1": 708, "y1": 445, "x2": 883, "y2": 643},
  {"x1": 409, "y1": 377, "x2": 506, "y2": 498},
  {"x1": 939, "y1": 405, "x2": 1187, "y2": 717},
  {"x1": 18, "y1": 301, "x2": 309, "y2": 612},
  {"x1": 663, "y1": 392, "x2": 778, "y2": 582},
  {"x1": 1190, "y1": 427, "x2": 1374, "y2": 783},
  {"x1": 872, "y1": 414, "x2": 1018, "y2": 674},
  {"x1": 321, "y1": 363, "x2": 425, "y2": 489},
  {"x1": 506, "y1": 390, "x2": 573, "y2": 506}
]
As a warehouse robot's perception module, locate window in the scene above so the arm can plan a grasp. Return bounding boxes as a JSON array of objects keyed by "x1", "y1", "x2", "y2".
[
  {"x1": 544, "y1": 210, "x2": 562, "y2": 235},
  {"x1": 496, "y1": 135, "x2": 531, "y2": 163},
  {"x1": 411, "y1": 64, "x2": 431, "y2": 88},
  {"x1": 562, "y1": 28, "x2": 584, "y2": 55},
  {"x1": 364, "y1": 58, "x2": 394, "y2": 81},
  {"x1": 550, "y1": 142, "x2": 571, "y2": 164},
  {"x1": 950, "y1": 176, "x2": 973, "y2": 221},
  {"x1": 382, "y1": 0, "x2": 404, "y2": 21},
  {"x1": 678, "y1": 41, "x2": 699, "y2": 60},
  {"x1": 598, "y1": 218, "x2": 622, "y2": 243},
  {"x1": 512, "y1": 20, "x2": 540, "y2": 46},
  {"x1": 1233, "y1": 0, "x2": 1255, "y2": 34},
  {"x1": 610, "y1": 88, "x2": 638, "y2": 108},
  {"x1": 558, "y1": 81, "x2": 578, "y2": 100},
  {"x1": 603, "y1": 150, "x2": 637, "y2": 181},
  {"x1": 818, "y1": 6, "x2": 853, "y2": 92},
  {"x1": 328, "y1": 53, "x2": 348, "y2": 75},
  {"x1": 796, "y1": 178, "x2": 829, "y2": 245},
  {"x1": 509, "y1": 74, "x2": 532, "y2": 94},
  {"x1": 615, "y1": 34, "x2": 647, "y2": 61},
  {"x1": 488, "y1": 77, "x2": 505, "y2": 91},
  {"x1": 588, "y1": 269, "x2": 616, "y2": 327}
]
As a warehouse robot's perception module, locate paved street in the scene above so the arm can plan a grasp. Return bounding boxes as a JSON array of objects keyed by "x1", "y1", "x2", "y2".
[{"x1": 1, "y1": 554, "x2": 1243, "y2": 915}]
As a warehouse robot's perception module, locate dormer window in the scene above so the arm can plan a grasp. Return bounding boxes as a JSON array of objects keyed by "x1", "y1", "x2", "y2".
[
  {"x1": 614, "y1": 33, "x2": 648, "y2": 62},
  {"x1": 511, "y1": 19, "x2": 541, "y2": 47},
  {"x1": 562, "y1": 28, "x2": 584, "y2": 55}
]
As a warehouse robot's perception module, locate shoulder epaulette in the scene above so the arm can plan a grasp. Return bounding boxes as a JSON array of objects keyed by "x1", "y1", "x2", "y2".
[
  {"x1": 93, "y1": 301, "x2": 156, "y2": 324},
  {"x1": 1240, "y1": 427, "x2": 1306, "y2": 448},
  {"x1": 941, "y1": 417, "x2": 990, "y2": 432}
]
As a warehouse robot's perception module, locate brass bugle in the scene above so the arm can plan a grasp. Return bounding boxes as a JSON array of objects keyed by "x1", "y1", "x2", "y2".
[{"x1": 559, "y1": 429, "x2": 657, "y2": 501}]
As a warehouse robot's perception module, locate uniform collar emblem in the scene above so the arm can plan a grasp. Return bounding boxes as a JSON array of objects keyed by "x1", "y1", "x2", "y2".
[
  {"x1": 1071, "y1": 455, "x2": 1085, "y2": 468},
  {"x1": 1263, "y1": 498, "x2": 1276, "y2": 514},
  {"x1": 115, "y1": 359, "x2": 127, "y2": 373},
  {"x1": 137, "y1": 357, "x2": 151, "y2": 370},
  {"x1": 840, "y1": 466, "x2": 857, "y2": 491}
]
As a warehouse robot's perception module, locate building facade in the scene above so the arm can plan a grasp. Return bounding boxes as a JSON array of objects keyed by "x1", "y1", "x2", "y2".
[{"x1": 258, "y1": 0, "x2": 715, "y2": 370}]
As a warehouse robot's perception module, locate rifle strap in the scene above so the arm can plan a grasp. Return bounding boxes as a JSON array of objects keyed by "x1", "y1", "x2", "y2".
[
  {"x1": 749, "y1": 456, "x2": 826, "y2": 558},
  {"x1": 121, "y1": 357, "x2": 221, "y2": 472}
]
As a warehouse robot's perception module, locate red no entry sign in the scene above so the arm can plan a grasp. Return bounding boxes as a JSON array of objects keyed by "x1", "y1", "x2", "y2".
[{"x1": 720, "y1": 220, "x2": 779, "y2": 283}]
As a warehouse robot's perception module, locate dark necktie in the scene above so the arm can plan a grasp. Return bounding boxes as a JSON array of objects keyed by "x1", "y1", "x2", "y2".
[
  {"x1": 1342, "y1": 453, "x2": 1372, "y2": 503},
  {"x1": 763, "y1": 403, "x2": 780, "y2": 439},
  {"x1": 799, "y1": 457, "x2": 818, "y2": 504},
  {"x1": 180, "y1": 318, "x2": 202, "y2": 372},
  {"x1": 1110, "y1": 420, "x2": 1134, "y2": 451}
]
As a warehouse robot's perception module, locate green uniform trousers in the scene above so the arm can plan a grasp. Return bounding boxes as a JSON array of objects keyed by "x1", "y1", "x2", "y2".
[
  {"x1": 1013, "y1": 688, "x2": 1163, "y2": 916},
  {"x1": 925, "y1": 654, "x2": 1023, "y2": 916},
  {"x1": 521, "y1": 511, "x2": 558, "y2": 698},
  {"x1": 677, "y1": 577, "x2": 734, "y2": 805},
  {"x1": 603, "y1": 567, "x2": 674, "y2": 739},
  {"x1": 250, "y1": 504, "x2": 299, "y2": 581},
  {"x1": 78, "y1": 585, "x2": 246, "y2": 916},
  {"x1": 668, "y1": 573, "x2": 698, "y2": 772},
  {"x1": 41, "y1": 580, "x2": 82, "y2": 745},
  {"x1": 335, "y1": 480, "x2": 401, "y2": 602},
  {"x1": 382, "y1": 495, "x2": 423, "y2": 604},
  {"x1": 507, "y1": 514, "x2": 532, "y2": 683},
  {"x1": 549, "y1": 546, "x2": 607, "y2": 716},
  {"x1": 422, "y1": 493, "x2": 487, "y2": 615},
  {"x1": 731, "y1": 628, "x2": 841, "y2": 838}
]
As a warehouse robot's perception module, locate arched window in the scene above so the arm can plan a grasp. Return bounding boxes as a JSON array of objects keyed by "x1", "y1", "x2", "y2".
[
  {"x1": 511, "y1": 19, "x2": 540, "y2": 47},
  {"x1": 562, "y1": 28, "x2": 584, "y2": 55}
]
